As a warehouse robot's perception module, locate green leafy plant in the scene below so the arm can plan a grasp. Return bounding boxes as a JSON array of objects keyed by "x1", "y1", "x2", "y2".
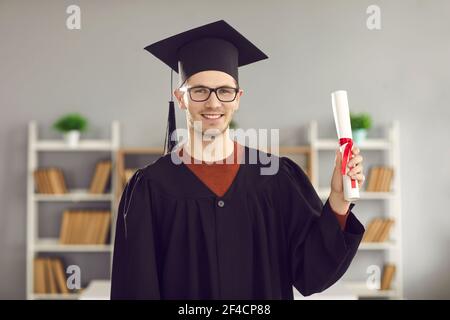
[
  {"x1": 53, "y1": 113, "x2": 88, "y2": 133},
  {"x1": 229, "y1": 119, "x2": 238, "y2": 129},
  {"x1": 350, "y1": 112, "x2": 372, "y2": 130}
]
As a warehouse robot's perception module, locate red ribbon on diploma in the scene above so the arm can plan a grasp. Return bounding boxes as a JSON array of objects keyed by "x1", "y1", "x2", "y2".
[{"x1": 339, "y1": 138, "x2": 357, "y2": 189}]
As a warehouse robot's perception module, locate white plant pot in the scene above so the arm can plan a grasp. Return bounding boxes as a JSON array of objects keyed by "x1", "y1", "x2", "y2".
[{"x1": 64, "y1": 130, "x2": 80, "y2": 148}]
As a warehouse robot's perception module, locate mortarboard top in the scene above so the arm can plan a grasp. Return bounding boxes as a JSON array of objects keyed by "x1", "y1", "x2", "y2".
[
  {"x1": 143, "y1": 20, "x2": 268, "y2": 153},
  {"x1": 144, "y1": 20, "x2": 268, "y2": 84}
]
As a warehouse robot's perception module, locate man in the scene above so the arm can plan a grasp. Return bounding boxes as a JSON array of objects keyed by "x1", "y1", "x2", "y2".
[{"x1": 111, "y1": 20, "x2": 365, "y2": 299}]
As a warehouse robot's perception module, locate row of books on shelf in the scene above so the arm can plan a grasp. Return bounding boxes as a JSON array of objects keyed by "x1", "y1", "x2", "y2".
[
  {"x1": 34, "y1": 257, "x2": 76, "y2": 294},
  {"x1": 365, "y1": 166, "x2": 394, "y2": 192},
  {"x1": 362, "y1": 218, "x2": 395, "y2": 243},
  {"x1": 33, "y1": 258, "x2": 396, "y2": 295},
  {"x1": 59, "y1": 210, "x2": 111, "y2": 245},
  {"x1": 33, "y1": 160, "x2": 111, "y2": 194},
  {"x1": 33, "y1": 168, "x2": 67, "y2": 194}
]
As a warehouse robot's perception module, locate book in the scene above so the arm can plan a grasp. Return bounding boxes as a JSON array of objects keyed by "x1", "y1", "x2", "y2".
[
  {"x1": 89, "y1": 161, "x2": 111, "y2": 194},
  {"x1": 375, "y1": 167, "x2": 385, "y2": 192},
  {"x1": 52, "y1": 258, "x2": 69, "y2": 294},
  {"x1": 48, "y1": 168, "x2": 62, "y2": 194},
  {"x1": 33, "y1": 171, "x2": 44, "y2": 194},
  {"x1": 45, "y1": 258, "x2": 58, "y2": 294},
  {"x1": 381, "y1": 264, "x2": 396, "y2": 290},
  {"x1": 56, "y1": 168, "x2": 68, "y2": 193},
  {"x1": 59, "y1": 210, "x2": 69, "y2": 244},
  {"x1": 365, "y1": 167, "x2": 378, "y2": 192},
  {"x1": 362, "y1": 220, "x2": 375, "y2": 242},
  {"x1": 97, "y1": 161, "x2": 111, "y2": 193},
  {"x1": 383, "y1": 167, "x2": 394, "y2": 192},
  {"x1": 364, "y1": 218, "x2": 383, "y2": 242},
  {"x1": 34, "y1": 258, "x2": 46, "y2": 294},
  {"x1": 85, "y1": 211, "x2": 99, "y2": 244},
  {"x1": 73, "y1": 211, "x2": 83, "y2": 244},
  {"x1": 98, "y1": 211, "x2": 111, "y2": 244},
  {"x1": 42, "y1": 170, "x2": 52, "y2": 194},
  {"x1": 89, "y1": 162, "x2": 103, "y2": 194}
]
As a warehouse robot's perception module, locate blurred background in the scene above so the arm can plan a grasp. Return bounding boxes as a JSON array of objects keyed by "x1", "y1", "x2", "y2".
[{"x1": 0, "y1": 0, "x2": 449, "y2": 299}]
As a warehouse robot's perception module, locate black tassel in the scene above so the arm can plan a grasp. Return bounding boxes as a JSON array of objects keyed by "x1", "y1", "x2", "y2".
[
  {"x1": 164, "y1": 100, "x2": 177, "y2": 154},
  {"x1": 164, "y1": 70, "x2": 177, "y2": 154}
]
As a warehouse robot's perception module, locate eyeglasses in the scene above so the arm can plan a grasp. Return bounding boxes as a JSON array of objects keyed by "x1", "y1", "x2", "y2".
[{"x1": 180, "y1": 86, "x2": 239, "y2": 102}]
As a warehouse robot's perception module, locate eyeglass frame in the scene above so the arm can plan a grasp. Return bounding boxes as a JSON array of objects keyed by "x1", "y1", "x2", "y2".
[{"x1": 179, "y1": 85, "x2": 240, "y2": 102}]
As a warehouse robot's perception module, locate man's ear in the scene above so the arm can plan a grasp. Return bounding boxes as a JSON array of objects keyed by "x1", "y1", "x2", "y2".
[
  {"x1": 173, "y1": 89, "x2": 187, "y2": 110},
  {"x1": 234, "y1": 89, "x2": 244, "y2": 111}
]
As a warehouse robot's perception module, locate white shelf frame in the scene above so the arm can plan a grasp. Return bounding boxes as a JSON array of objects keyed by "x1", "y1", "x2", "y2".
[
  {"x1": 308, "y1": 120, "x2": 403, "y2": 300},
  {"x1": 26, "y1": 121, "x2": 120, "y2": 300}
]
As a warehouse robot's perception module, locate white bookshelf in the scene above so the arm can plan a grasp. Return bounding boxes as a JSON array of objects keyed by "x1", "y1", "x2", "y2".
[
  {"x1": 308, "y1": 120, "x2": 403, "y2": 299},
  {"x1": 26, "y1": 121, "x2": 120, "y2": 300}
]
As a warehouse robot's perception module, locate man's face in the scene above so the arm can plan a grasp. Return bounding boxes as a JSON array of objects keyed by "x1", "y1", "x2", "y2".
[{"x1": 174, "y1": 70, "x2": 243, "y2": 136}]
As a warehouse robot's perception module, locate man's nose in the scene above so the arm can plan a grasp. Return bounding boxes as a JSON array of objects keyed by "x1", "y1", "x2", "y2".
[{"x1": 205, "y1": 90, "x2": 222, "y2": 108}]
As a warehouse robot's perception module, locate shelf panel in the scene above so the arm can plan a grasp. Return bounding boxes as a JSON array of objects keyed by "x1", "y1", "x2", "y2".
[
  {"x1": 359, "y1": 241, "x2": 397, "y2": 250},
  {"x1": 30, "y1": 293, "x2": 81, "y2": 300},
  {"x1": 34, "y1": 189, "x2": 113, "y2": 202},
  {"x1": 313, "y1": 139, "x2": 391, "y2": 150},
  {"x1": 35, "y1": 239, "x2": 112, "y2": 252},
  {"x1": 318, "y1": 188, "x2": 397, "y2": 200},
  {"x1": 34, "y1": 140, "x2": 114, "y2": 151},
  {"x1": 343, "y1": 281, "x2": 398, "y2": 298}
]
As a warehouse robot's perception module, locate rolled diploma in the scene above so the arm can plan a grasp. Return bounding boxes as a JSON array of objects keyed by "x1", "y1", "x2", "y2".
[{"x1": 331, "y1": 90, "x2": 360, "y2": 201}]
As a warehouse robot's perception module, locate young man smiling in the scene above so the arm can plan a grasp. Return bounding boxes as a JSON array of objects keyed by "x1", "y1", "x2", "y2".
[
  {"x1": 111, "y1": 20, "x2": 366, "y2": 300},
  {"x1": 174, "y1": 69, "x2": 242, "y2": 164}
]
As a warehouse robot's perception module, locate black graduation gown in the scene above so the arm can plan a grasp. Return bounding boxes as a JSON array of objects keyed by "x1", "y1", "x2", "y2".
[{"x1": 110, "y1": 146, "x2": 364, "y2": 299}]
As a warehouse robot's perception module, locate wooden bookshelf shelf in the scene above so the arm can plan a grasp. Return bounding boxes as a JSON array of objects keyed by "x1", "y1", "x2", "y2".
[
  {"x1": 30, "y1": 293, "x2": 82, "y2": 300},
  {"x1": 344, "y1": 282, "x2": 397, "y2": 298},
  {"x1": 34, "y1": 239, "x2": 113, "y2": 252},
  {"x1": 359, "y1": 241, "x2": 397, "y2": 251},
  {"x1": 312, "y1": 139, "x2": 391, "y2": 150},
  {"x1": 33, "y1": 189, "x2": 113, "y2": 202},
  {"x1": 34, "y1": 140, "x2": 114, "y2": 151},
  {"x1": 317, "y1": 188, "x2": 398, "y2": 200}
]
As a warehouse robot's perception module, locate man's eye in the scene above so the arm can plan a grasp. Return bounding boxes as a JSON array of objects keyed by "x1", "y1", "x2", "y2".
[
  {"x1": 218, "y1": 88, "x2": 233, "y2": 95},
  {"x1": 193, "y1": 88, "x2": 208, "y2": 94}
]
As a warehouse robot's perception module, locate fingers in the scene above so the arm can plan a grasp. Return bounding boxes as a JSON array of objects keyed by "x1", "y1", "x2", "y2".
[
  {"x1": 348, "y1": 172, "x2": 365, "y2": 189},
  {"x1": 348, "y1": 170, "x2": 364, "y2": 180},
  {"x1": 356, "y1": 174, "x2": 366, "y2": 187},
  {"x1": 347, "y1": 155, "x2": 363, "y2": 168},
  {"x1": 337, "y1": 146, "x2": 364, "y2": 174},
  {"x1": 347, "y1": 146, "x2": 364, "y2": 177}
]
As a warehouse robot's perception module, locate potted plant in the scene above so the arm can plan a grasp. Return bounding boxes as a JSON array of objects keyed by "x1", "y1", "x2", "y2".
[
  {"x1": 350, "y1": 112, "x2": 372, "y2": 144},
  {"x1": 53, "y1": 113, "x2": 88, "y2": 147}
]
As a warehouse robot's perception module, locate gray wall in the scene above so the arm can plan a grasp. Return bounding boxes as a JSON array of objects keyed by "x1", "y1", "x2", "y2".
[{"x1": 1, "y1": 0, "x2": 449, "y2": 299}]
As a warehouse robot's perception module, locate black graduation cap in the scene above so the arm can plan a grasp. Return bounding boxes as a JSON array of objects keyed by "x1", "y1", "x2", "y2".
[{"x1": 144, "y1": 20, "x2": 268, "y2": 154}]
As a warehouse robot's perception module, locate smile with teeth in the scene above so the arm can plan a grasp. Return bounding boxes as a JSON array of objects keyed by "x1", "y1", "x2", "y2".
[{"x1": 201, "y1": 114, "x2": 224, "y2": 119}]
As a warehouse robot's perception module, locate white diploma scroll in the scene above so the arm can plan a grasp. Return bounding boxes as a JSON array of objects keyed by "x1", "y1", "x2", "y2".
[{"x1": 331, "y1": 90, "x2": 360, "y2": 202}]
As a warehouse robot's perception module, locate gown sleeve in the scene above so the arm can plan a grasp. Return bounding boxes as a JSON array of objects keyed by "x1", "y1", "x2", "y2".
[
  {"x1": 276, "y1": 157, "x2": 365, "y2": 296},
  {"x1": 110, "y1": 169, "x2": 161, "y2": 299}
]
